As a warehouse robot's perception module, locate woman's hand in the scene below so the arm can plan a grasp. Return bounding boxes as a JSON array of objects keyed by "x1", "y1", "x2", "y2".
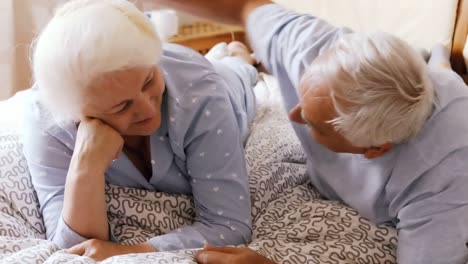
[
  {"x1": 73, "y1": 117, "x2": 124, "y2": 173},
  {"x1": 195, "y1": 244, "x2": 277, "y2": 264},
  {"x1": 67, "y1": 239, "x2": 156, "y2": 261},
  {"x1": 62, "y1": 117, "x2": 124, "y2": 240}
]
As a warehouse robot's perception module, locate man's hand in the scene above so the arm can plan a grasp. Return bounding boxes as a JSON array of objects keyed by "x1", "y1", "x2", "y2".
[
  {"x1": 195, "y1": 244, "x2": 277, "y2": 264},
  {"x1": 67, "y1": 239, "x2": 156, "y2": 261}
]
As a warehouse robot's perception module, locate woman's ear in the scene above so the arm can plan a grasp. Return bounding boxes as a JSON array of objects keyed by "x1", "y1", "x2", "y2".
[{"x1": 363, "y1": 143, "x2": 393, "y2": 159}]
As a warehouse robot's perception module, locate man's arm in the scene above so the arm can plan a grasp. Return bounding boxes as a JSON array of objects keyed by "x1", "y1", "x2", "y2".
[
  {"x1": 397, "y1": 205, "x2": 468, "y2": 264},
  {"x1": 395, "y1": 148, "x2": 468, "y2": 264},
  {"x1": 156, "y1": 0, "x2": 350, "y2": 91},
  {"x1": 152, "y1": 0, "x2": 271, "y2": 25}
]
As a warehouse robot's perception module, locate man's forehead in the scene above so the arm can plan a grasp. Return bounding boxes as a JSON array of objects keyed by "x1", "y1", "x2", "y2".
[
  {"x1": 299, "y1": 80, "x2": 330, "y2": 99},
  {"x1": 299, "y1": 82, "x2": 335, "y2": 119}
]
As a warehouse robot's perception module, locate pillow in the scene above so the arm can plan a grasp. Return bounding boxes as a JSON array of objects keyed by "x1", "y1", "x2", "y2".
[{"x1": 0, "y1": 91, "x2": 46, "y2": 239}]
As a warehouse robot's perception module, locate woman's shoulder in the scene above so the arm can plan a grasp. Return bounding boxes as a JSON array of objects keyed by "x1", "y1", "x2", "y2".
[
  {"x1": 22, "y1": 87, "x2": 76, "y2": 145},
  {"x1": 161, "y1": 43, "x2": 212, "y2": 68},
  {"x1": 160, "y1": 43, "x2": 217, "y2": 89},
  {"x1": 161, "y1": 43, "x2": 227, "y2": 103}
]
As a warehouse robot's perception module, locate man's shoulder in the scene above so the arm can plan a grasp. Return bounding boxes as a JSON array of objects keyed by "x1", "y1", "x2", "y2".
[
  {"x1": 429, "y1": 66, "x2": 468, "y2": 108},
  {"x1": 401, "y1": 68, "x2": 468, "y2": 168}
]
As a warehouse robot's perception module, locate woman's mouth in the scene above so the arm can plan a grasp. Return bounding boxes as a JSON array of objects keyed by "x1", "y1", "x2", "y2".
[{"x1": 134, "y1": 116, "x2": 154, "y2": 125}]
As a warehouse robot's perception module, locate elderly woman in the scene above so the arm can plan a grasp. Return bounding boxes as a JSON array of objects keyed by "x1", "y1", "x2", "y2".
[{"x1": 22, "y1": 0, "x2": 257, "y2": 260}]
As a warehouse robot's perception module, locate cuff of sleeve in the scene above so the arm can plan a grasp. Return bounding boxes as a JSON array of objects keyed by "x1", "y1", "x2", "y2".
[
  {"x1": 148, "y1": 227, "x2": 206, "y2": 252},
  {"x1": 246, "y1": 4, "x2": 288, "y2": 73},
  {"x1": 246, "y1": 3, "x2": 279, "y2": 42},
  {"x1": 246, "y1": 3, "x2": 280, "y2": 25},
  {"x1": 52, "y1": 216, "x2": 88, "y2": 249}
]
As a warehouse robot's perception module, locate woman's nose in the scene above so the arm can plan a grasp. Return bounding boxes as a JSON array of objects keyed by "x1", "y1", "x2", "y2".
[{"x1": 135, "y1": 94, "x2": 156, "y2": 118}]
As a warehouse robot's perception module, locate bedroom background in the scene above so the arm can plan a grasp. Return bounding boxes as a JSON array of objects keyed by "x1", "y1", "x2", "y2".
[{"x1": 0, "y1": 0, "x2": 466, "y2": 102}]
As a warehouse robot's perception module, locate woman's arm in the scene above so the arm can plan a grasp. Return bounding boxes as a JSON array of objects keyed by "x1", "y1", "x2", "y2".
[
  {"x1": 23, "y1": 101, "x2": 123, "y2": 248},
  {"x1": 62, "y1": 117, "x2": 123, "y2": 242},
  {"x1": 148, "y1": 73, "x2": 252, "y2": 251}
]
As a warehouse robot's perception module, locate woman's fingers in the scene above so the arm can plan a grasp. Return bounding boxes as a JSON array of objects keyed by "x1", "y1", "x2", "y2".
[
  {"x1": 74, "y1": 115, "x2": 123, "y2": 170},
  {"x1": 66, "y1": 242, "x2": 86, "y2": 256},
  {"x1": 195, "y1": 250, "x2": 232, "y2": 264},
  {"x1": 203, "y1": 244, "x2": 247, "y2": 254},
  {"x1": 195, "y1": 245, "x2": 255, "y2": 264}
]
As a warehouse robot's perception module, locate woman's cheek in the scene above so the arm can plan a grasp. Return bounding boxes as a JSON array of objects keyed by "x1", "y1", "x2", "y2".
[{"x1": 106, "y1": 115, "x2": 132, "y2": 134}]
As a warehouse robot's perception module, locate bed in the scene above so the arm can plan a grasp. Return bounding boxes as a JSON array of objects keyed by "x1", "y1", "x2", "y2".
[
  {"x1": 1, "y1": 0, "x2": 467, "y2": 263},
  {"x1": 0, "y1": 74, "x2": 397, "y2": 263}
]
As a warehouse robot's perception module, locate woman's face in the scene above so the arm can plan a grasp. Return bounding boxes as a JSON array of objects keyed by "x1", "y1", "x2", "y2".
[{"x1": 80, "y1": 65, "x2": 166, "y2": 136}]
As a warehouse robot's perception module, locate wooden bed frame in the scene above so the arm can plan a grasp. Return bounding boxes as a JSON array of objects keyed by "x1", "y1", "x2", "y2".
[
  {"x1": 451, "y1": 0, "x2": 468, "y2": 80},
  {"x1": 168, "y1": 22, "x2": 245, "y2": 55}
]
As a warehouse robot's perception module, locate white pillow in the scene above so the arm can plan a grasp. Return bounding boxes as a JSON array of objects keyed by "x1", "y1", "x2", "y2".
[{"x1": 0, "y1": 91, "x2": 46, "y2": 239}]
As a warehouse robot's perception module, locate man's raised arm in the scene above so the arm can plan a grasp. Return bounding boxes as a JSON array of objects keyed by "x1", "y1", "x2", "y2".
[{"x1": 153, "y1": 0, "x2": 271, "y2": 25}]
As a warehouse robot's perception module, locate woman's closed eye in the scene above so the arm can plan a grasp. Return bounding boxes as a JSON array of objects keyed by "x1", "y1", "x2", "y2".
[
  {"x1": 142, "y1": 78, "x2": 154, "y2": 91},
  {"x1": 143, "y1": 73, "x2": 154, "y2": 90},
  {"x1": 116, "y1": 100, "x2": 133, "y2": 114},
  {"x1": 112, "y1": 70, "x2": 154, "y2": 115}
]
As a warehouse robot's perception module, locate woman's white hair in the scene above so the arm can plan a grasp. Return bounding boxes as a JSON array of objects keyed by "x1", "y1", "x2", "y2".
[
  {"x1": 32, "y1": 0, "x2": 161, "y2": 123},
  {"x1": 302, "y1": 32, "x2": 434, "y2": 147}
]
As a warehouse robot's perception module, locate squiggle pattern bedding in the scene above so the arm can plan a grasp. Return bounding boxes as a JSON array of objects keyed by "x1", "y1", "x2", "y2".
[{"x1": 0, "y1": 74, "x2": 397, "y2": 263}]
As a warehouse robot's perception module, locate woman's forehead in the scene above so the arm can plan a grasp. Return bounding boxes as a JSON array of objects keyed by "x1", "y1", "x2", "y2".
[
  {"x1": 89, "y1": 66, "x2": 153, "y2": 93},
  {"x1": 83, "y1": 66, "x2": 155, "y2": 110},
  {"x1": 100, "y1": 66, "x2": 152, "y2": 83}
]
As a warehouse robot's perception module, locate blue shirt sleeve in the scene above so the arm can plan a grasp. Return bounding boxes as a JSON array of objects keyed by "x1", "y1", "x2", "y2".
[
  {"x1": 149, "y1": 73, "x2": 252, "y2": 251},
  {"x1": 247, "y1": 4, "x2": 352, "y2": 90},
  {"x1": 22, "y1": 106, "x2": 88, "y2": 248}
]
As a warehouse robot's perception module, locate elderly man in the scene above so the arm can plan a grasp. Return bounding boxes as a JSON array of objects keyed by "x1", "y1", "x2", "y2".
[{"x1": 155, "y1": 0, "x2": 468, "y2": 263}]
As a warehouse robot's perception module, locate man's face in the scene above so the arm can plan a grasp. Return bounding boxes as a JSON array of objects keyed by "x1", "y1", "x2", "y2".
[{"x1": 289, "y1": 80, "x2": 365, "y2": 154}]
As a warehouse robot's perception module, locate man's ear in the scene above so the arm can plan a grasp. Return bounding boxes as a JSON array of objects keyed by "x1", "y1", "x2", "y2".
[
  {"x1": 363, "y1": 143, "x2": 393, "y2": 159},
  {"x1": 289, "y1": 104, "x2": 306, "y2": 124}
]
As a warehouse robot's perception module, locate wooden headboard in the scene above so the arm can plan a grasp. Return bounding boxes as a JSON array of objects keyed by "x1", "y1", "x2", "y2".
[{"x1": 451, "y1": 0, "x2": 468, "y2": 78}]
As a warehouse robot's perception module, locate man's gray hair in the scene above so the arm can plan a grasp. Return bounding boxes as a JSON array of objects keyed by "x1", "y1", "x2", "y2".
[{"x1": 302, "y1": 32, "x2": 434, "y2": 147}]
